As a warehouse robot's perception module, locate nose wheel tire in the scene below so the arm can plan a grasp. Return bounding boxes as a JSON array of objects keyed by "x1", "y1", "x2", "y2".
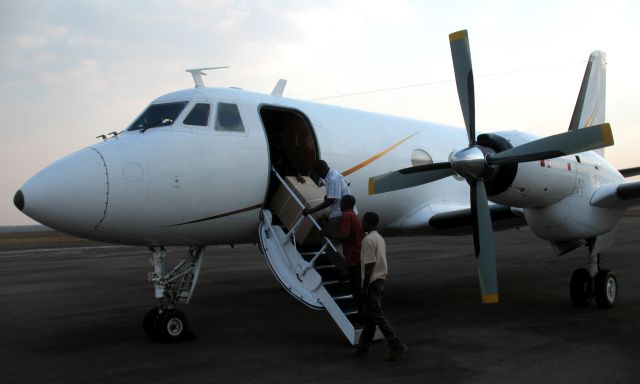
[
  {"x1": 143, "y1": 307, "x2": 162, "y2": 341},
  {"x1": 594, "y1": 269, "x2": 616, "y2": 308},
  {"x1": 570, "y1": 268, "x2": 593, "y2": 307},
  {"x1": 143, "y1": 307, "x2": 192, "y2": 342}
]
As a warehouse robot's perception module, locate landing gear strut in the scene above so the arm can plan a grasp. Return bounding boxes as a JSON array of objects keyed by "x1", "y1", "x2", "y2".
[{"x1": 143, "y1": 245, "x2": 205, "y2": 342}]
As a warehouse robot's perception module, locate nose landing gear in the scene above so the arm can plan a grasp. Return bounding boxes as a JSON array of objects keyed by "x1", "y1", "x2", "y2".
[{"x1": 144, "y1": 245, "x2": 204, "y2": 342}]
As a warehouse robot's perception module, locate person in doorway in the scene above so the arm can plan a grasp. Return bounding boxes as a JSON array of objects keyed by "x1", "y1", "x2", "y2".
[
  {"x1": 332, "y1": 195, "x2": 365, "y2": 324},
  {"x1": 353, "y1": 212, "x2": 408, "y2": 361},
  {"x1": 268, "y1": 131, "x2": 305, "y2": 183}
]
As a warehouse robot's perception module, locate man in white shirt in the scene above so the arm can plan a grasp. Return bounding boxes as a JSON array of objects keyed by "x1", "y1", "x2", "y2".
[
  {"x1": 353, "y1": 212, "x2": 407, "y2": 361},
  {"x1": 302, "y1": 160, "x2": 354, "y2": 219}
]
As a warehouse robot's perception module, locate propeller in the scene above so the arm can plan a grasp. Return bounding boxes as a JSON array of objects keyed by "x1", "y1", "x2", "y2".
[
  {"x1": 450, "y1": 30, "x2": 476, "y2": 146},
  {"x1": 368, "y1": 30, "x2": 614, "y2": 304}
]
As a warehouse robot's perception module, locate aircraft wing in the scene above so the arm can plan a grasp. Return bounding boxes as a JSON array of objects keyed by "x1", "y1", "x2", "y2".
[
  {"x1": 590, "y1": 180, "x2": 640, "y2": 209},
  {"x1": 428, "y1": 205, "x2": 527, "y2": 235}
]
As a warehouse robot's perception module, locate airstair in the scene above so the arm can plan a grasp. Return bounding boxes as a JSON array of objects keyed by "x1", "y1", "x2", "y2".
[{"x1": 259, "y1": 169, "x2": 380, "y2": 345}]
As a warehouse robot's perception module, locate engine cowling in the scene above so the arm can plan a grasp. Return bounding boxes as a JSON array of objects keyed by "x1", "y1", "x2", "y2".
[{"x1": 481, "y1": 131, "x2": 578, "y2": 208}]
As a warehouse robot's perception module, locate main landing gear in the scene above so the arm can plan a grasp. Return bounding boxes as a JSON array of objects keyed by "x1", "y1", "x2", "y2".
[
  {"x1": 570, "y1": 252, "x2": 617, "y2": 309},
  {"x1": 143, "y1": 245, "x2": 205, "y2": 342}
]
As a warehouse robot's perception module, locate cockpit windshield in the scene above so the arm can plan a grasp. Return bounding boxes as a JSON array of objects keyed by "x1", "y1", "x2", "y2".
[{"x1": 127, "y1": 101, "x2": 188, "y2": 131}]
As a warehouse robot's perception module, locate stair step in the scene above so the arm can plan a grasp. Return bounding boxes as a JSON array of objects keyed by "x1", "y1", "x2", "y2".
[
  {"x1": 324, "y1": 282, "x2": 352, "y2": 297},
  {"x1": 296, "y1": 244, "x2": 325, "y2": 254},
  {"x1": 316, "y1": 266, "x2": 341, "y2": 281},
  {"x1": 300, "y1": 251, "x2": 333, "y2": 265},
  {"x1": 335, "y1": 297, "x2": 357, "y2": 311},
  {"x1": 342, "y1": 308, "x2": 358, "y2": 316},
  {"x1": 332, "y1": 294, "x2": 354, "y2": 301}
]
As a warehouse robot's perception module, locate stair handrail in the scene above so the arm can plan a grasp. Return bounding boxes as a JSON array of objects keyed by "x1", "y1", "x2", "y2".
[{"x1": 270, "y1": 167, "x2": 338, "y2": 254}]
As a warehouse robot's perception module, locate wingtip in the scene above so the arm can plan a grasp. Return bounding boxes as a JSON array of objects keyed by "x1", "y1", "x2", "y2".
[{"x1": 368, "y1": 177, "x2": 375, "y2": 195}]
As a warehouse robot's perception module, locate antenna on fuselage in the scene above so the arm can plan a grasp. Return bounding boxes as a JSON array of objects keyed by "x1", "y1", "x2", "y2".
[
  {"x1": 271, "y1": 79, "x2": 287, "y2": 96},
  {"x1": 185, "y1": 66, "x2": 229, "y2": 88}
]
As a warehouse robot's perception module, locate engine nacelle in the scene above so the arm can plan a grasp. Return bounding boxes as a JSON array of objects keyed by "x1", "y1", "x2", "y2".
[
  {"x1": 524, "y1": 195, "x2": 624, "y2": 242},
  {"x1": 480, "y1": 130, "x2": 625, "y2": 242},
  {"x1": 524, "y1": 153, "x2": 625, "y2": 242},
  {"x1": 481, "y1": 131, "x2": 578, "y2": 208}
]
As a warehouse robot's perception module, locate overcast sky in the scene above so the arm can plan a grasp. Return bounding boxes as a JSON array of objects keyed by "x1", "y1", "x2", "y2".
[{"x1": 1, "y1": 0, "x2": 639, "y2": 225}]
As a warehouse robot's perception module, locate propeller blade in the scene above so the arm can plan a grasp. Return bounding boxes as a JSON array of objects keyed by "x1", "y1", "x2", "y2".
[
  {"x1": 368, "y1": 162, "x2": 454, "y2": 195},
  {"x1": 449, "y1": 30, "x2": 476, "y2": 146},
  {"x1": 488, "y1": 123, "x2": 614, "y2": 165},
  {"x1": 470, "y1": 180, "x2": 499, "y2": 304}
]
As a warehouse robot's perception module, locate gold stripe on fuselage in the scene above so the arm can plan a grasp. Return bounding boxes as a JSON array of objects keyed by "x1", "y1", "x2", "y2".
[{"x1": 341, "y1": 131, "x2": 420, "y2": 176}]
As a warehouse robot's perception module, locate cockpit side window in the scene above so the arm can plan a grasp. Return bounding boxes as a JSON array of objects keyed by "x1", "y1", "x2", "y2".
[
  {"x1": 127, "y1": 101, "x2": 188, "y2": 131},
  {"x1": 215, "y1": 103, "x2": 245, "y2": 132},
  {"x1": 183, "y1": 103, "x2": 211, "y2": 126}
]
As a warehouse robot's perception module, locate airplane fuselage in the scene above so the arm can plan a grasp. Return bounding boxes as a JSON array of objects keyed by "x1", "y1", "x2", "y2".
[{"x1": 17, "y1": 87, "x2": 625, "y2": 246}]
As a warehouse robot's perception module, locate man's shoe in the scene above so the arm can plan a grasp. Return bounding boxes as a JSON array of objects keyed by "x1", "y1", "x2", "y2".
[
  {"x1": 384, "y1": 343, "x2": 408, "y2": 361},
  {"x1": 351, "y1": 347, "x2": 371, "y2": 358}
]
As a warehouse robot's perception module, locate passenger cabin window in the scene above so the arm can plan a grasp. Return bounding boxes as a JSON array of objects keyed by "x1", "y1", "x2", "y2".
[
  {"x1": 183, "y1": 103, "x2": 211, "y2": 126},
  {"x1": 127, "y1": 101, "x2": 188, "y2": 131},
  {"x1": 215, "y1": 103, "x2": 244, "y2": 132}
]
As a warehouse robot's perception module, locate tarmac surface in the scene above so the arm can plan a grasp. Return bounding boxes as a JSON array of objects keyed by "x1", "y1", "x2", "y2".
[{"x1": 1, "y1": 213, "x2": 639, "y2": 384}]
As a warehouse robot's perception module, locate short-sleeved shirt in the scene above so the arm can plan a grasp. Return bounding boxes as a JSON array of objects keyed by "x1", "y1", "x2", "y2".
[
  {"x1": 360, "y1": 230, "x2": 388, "y2": 285},
  {"x1": 337, "y1": 210, "x2": 364, "y2": 267},
  {"x1": 323, "y1": 168, "x2": 355, "y2": 218}
]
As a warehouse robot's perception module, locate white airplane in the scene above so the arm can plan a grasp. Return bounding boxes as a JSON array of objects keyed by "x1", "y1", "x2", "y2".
[{"x1": 13, "y1": 30, "x2": 640, "y2": 343}]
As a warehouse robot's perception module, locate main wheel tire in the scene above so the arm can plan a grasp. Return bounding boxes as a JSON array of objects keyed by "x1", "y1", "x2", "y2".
[
  {"x1": 156, "y1": 308, "x2": 189, "y2": 343},
  {"x1": 570, "y1": 268, "x2": 593, "y2": 307},
  {"x1": 594, "y1": 269, "x2": 617, "y2": 309},
  {"x1": 143, "y1": 307, "x2": 162, "y2": 341}
]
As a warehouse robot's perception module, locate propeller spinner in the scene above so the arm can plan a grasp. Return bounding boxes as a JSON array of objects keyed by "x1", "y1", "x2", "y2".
[{"x1": 369, "y1": 30, "x2": 614, "y2": 304}]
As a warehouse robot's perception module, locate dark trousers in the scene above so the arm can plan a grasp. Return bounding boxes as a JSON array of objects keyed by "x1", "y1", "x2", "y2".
[
  {"x1": 358, "y1": 279, "x2": 403, "y2": 348},
  {"x1": 323, "y1": 216, "x2": 347, "y2": 277},
  {"x1": 347, "y1": 266, "x2": 364, "y2": 322}
]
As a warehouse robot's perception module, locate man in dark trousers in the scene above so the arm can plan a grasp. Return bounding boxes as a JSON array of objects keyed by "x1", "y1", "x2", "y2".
[
  {"x1": 332, "y1": 195, "x2": 365, "y2": 323},
  {"x1": 353, "y1": 212, "x2": 408, "y2": 361}
]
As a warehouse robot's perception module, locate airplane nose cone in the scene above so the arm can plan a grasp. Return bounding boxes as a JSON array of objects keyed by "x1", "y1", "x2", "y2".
[
  {"x1": 13, "y1": 189, "x2": 24, "y2": 211},
  {"x1": 19, "y1": 148, "x2": 109, "y2": 237}
]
